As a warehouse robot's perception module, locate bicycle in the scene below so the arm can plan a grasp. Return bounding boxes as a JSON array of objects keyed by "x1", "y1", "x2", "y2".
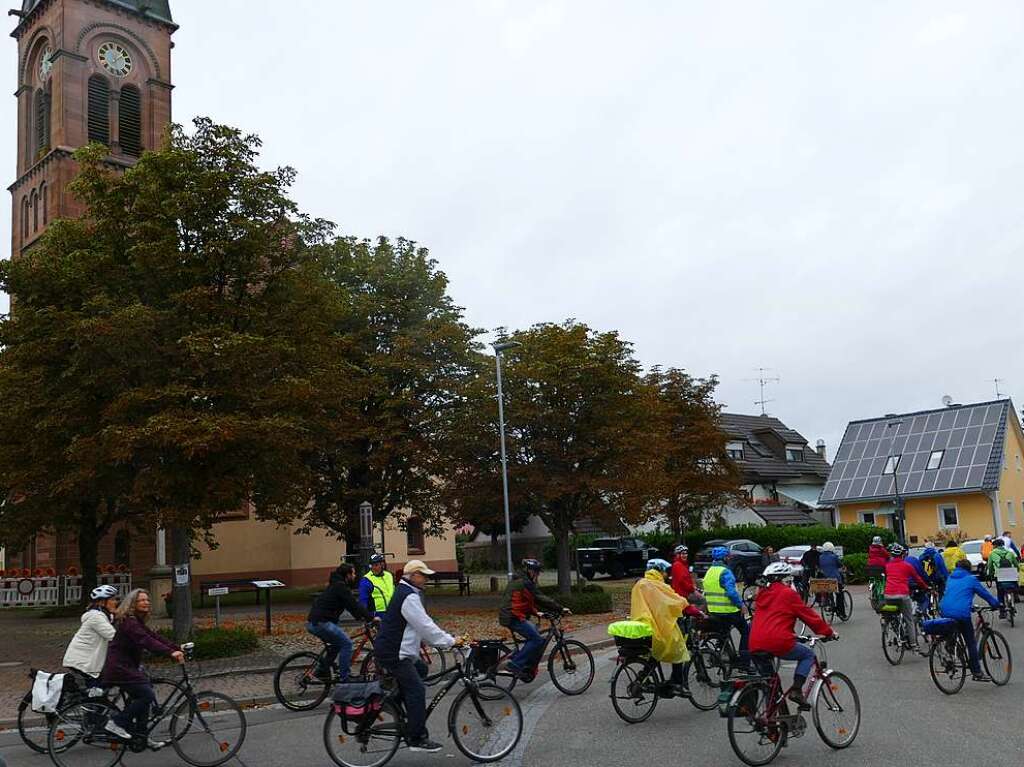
[
  {"x1": 608, "y1": 616, "x2": 720, "y2": 722},
  {"x1": 878, "y1": 598, "x2": 928, "y2": 665},
  {"x1": 469, "y1": 612, "x2": 595, "y2": 696},
  {"x1": 322, "y1": 644, "x2": 523, "y2": 767},
  {"x1": 928, "y1": 606, "x2": 1012, "y2": 694},
  {"x1": 274, "y1": 623, "x2": 448, "y2": 711},
  {"x1": 47, "y1": 642, "x2": 247, "y2": 767},
  {"x1": 995, "y1": 581, "x2": 1018, "y2": 627},
  {"x1": 742, "y1": 583, "x2": 760, "y2": 615},
  {"x1": 725, "y1": 636, "x2": 860, "y2": 766},
  {"x1": 18, "y1": 669, "x2": 95, "y2": 754}
]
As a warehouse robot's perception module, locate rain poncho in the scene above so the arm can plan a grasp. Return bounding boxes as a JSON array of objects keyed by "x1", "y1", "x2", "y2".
[{"x1": 629, "y1": 570, "x2": 690, "y2": 663}]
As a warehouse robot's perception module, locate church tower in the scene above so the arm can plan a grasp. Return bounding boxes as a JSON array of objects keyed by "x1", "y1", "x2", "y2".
[{"x1": 10, "y1": 0, "x2": 175, "y2": 257}]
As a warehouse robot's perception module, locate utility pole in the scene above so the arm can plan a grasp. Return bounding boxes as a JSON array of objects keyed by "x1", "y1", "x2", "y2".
[{"x1": 745, "y1": 368, "x2": 781, "y2": 416}]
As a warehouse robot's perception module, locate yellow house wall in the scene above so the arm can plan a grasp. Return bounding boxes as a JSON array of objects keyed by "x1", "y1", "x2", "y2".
[
  {"x1": 837, "y1": 502, "x2": 892, "y2": 529},
  {"x1": 995, "y1": 415, "x2": 1024, "y2": 535},
  {"x1": 191, "y1": 517, "x2": 292, "y2": 576},
  {"x1": 837, "y1": 494, "x2": 995, "y2": 543}
]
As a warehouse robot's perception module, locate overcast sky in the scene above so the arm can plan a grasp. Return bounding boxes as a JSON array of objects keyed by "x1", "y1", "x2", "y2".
[{"x1": 4, "y1": 1, "x2": 1024, "y2": 453}]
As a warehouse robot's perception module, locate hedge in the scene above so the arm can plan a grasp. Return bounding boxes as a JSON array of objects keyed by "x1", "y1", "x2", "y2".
[
  {"x1": 157, "y1": 625, "x2": 260, "y2": 660},
  {"x1": 842, "y1": 553, "x2": 868, "y2": 584},
  {"x1": 538, "y1": 584, "x2": 612, "y2": 614}
]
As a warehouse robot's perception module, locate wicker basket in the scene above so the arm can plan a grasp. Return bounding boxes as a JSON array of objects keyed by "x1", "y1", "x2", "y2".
[{"x1": 808, "y1": 578, "x2": 838, "y2": 595}]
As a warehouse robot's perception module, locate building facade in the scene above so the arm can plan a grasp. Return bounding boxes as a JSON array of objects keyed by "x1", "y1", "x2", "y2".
[{"x1": 823, "y1": 400, "x2": 1024, "y2": 544}]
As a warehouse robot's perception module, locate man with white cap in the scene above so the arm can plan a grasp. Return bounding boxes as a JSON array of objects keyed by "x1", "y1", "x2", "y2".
[{"x1": 373, "y1": 560, "x2": 461, "y2": 753}]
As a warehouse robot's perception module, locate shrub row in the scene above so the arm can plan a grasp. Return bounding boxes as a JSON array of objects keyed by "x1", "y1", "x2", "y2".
[
  {"x1": 538, "y1": 584, "x2": 612, "y2": 614},
  {"x1": 157, "y1": 625, "x2": 260, "y2": 660},
  {"x1": 842, "y1": 553, "x2": 868, "y2": 584}
]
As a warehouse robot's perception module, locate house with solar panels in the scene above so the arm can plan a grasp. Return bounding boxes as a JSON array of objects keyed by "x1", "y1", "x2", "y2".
[{"x1": 821, "y1": 399, "x2": 1024, "y2": 544}]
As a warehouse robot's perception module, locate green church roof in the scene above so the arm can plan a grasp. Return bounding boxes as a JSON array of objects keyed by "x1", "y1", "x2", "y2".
[{"x1": 21, "y1": 0, "x2": 173, "y2": 25}]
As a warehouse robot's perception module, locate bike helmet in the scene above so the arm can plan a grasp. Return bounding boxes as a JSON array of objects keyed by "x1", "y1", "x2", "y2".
[
  {"x1": 822, "y1": 542, "x2": 835, "y2": 552},
  {"x1": 762, "y1": 562, "x2": 793, "y2": 580},
  {"x1": 646, "y1": 558, "x2": 671, "y2": 573},
  {"x1": 871, "y1": 535, "x2": 882, "y2": 545},
  {"x1": 674, "y1": 544, "x2": 688, "y2": 555},
  {"x1": 711, "y1": 546, "x2": 729, "y2": 561},
  {"x1": 90, "y1": 585, "x2": 118, "y2": 601},
  {"x1": 522, "y1": 558, "x2": 542, "y2": 573},
  {"x1": 993, "y1": 538, "x2": 1005, "y2": 547},
  {"x1": 887, "y1": 542, "x2": 906, "y2": 557},
  {"x1": 369, "y1": 553, "x2": 386, "y2": 565}
]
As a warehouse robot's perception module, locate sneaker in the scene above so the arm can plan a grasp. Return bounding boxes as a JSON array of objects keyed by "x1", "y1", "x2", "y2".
[
  {"x1": 147, "y1": 738, "x2": 167, "y2": 751},
  {"x1": 667, "y1": 683, "x2": 689, "y2": 698},
  {"x1": 972, "y1": 673, "x2": 992, "y2": 683},
  {"x1": 785, "y1": 688, "x2": 811, "y2": 711},
  {"x1": 409, "y1": 738, "x2": 444, "y2": 753},
  {"x1": 104, "y1": 721, "x2": 132, "y2": 741}
]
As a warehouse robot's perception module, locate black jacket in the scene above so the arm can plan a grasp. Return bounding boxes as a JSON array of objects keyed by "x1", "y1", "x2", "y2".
[{"x1": 308, "y1": 579, "x2": 371, "y2": 625}]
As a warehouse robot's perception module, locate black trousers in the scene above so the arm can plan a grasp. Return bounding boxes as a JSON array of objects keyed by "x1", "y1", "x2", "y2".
[
  {"x1": 383, "y1": 658, "x2": 429, "y2": 743},
  {"x1": 114, "y1": 682, "x2": 156, "y2": 735}
]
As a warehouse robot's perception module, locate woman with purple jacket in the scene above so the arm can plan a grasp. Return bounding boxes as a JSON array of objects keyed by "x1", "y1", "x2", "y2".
[{"x1": 101, "y1": 589, "x2": 183, "y2": 749}]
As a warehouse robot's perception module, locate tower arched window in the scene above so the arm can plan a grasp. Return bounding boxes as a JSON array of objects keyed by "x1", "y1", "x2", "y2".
[
  {"x1": 119, "y1": 85, "x2": 142, "y2": 157},
  {"x1": 87, "y1": 75, "x2": 110, "y2": 146},
  {"x1": 31, "y1": 189, "x2": 38, "y2": 232},
  {"x1": 41, "y1": 183, "x2": 48, "y2": 225},
  {"x1": 34, "y1": 87, "x2": 51, "y2": 157},
  {"x1": 21, "y1": 196, "x2": 29, "y2": 240}
]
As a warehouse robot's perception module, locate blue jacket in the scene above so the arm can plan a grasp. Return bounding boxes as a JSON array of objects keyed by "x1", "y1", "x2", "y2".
[
  {"x1": 920, "y1": 548, "x2": 948, "y2": 581},
  {"x1": 818, "y1": 551, "x2": 843, "y2": 581},
  {"x1": 939, "y1": 568, "x2": 999, "y2": 620},
  {"x1": 716, "y1": 565, "x2": 744, "y2": 608},
  {"x1": 906, "y1": 556, "x2": 927, "y2": 582}
]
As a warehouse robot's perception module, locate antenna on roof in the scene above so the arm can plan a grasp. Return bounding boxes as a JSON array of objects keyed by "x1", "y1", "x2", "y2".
[
  {"x1": 993, "y1": 378, "x2": 1005, "y2": 398},
  {"x1": 942, "y1": 395, "x2": 954, "y2": 407},
  {"x1": 744, "y1": 368, "x2": 780, "y2": 416}
]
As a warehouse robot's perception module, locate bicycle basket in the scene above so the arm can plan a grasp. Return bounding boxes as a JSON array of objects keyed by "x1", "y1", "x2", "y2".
[
  {"x1": 470, "y1": 640, "x2": 504, "y2": 673},
  {"x1": 921, "y1": 618, "x2": 957, "y2": 637},
  {"x1": 608, "y1": 620, "x2": 653, "y2": 655},
  {"x1": 808, "y1": 578, "x2": 838, "y2": 595}
]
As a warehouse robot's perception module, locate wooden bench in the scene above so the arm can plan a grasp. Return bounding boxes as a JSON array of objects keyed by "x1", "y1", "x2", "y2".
[{"x1": 422, "y1": 571, "x2": 471, "y2": 596}]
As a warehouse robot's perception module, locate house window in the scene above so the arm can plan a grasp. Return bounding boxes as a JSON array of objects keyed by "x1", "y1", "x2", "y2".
[
  {"x1": 88, "y1": 75, "x2": 111, "y2": 145},
  {"x1": 938, "y1": 504, "x2": 959, "y2": 529},
  {"x1": 406, "y1": 516, "x2": 425, "y2": 555},
  {"x1": 926, "y1": 450, "x2": 944, "y2": 471},
  {"x1": 726, "y1": 441, "x2": 744, "y2": 460},
  {"x1": 118, "y1": 85, "x2": 142, "y2": 157},
  {"x1": 860, "y1": 512, "x2": 876, "y2": 526},
  {"x1": 1008, "y1": 501, "x2": 1017, "y2": 526},
  {"x1": 785, "y1": 444, "x2": 804, "y2": 462},
  {"x1": 882, "y1": 455, "x2": 902, "y2": 475}
]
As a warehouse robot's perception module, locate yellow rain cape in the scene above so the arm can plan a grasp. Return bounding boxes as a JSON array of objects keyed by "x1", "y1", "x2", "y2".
[{"x1": 629, "y1": 570, "x2": 690, "y2": 664}]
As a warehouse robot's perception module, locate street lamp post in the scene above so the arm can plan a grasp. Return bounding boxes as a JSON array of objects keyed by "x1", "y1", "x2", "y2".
[
  {"x1": 359, "y1": 501, "x2": 374, "y2": 572},
  {"x1": 887, "y1": 420, "x2": 906, "y2": 545},
  {"x1": 493, "y1": 341, "x2": 522, "y2": 582}
]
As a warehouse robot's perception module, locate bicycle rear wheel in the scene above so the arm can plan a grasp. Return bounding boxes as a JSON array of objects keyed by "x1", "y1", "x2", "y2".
[
  {"x1": 881, "y1": 619, "x2": 905, "y2": 665},
  {"x1": 813, "y1": 671, "x2": 860, "y2": 749},
  {"x1": 683, "y1": 651, "x2": 719, "y2": 711},
  {"x1": 981, "y1": 630, "x2": 1012, "y2": 685},
  {"x1": 47, "y1": 699, "x2": 125, "y2": 767},
  {"x1": 609, "y1": 658, "x2": 659, "y2": 724},
  {"x1": 323, "y1": 701, "x2": 401, "y2": 767},
  {"x1": 547, "y1": 640, "x2": 595, "y2": 695},
  {"x1": 449, "y1": 685, "x2": 523, "y2": 763},
  {"x1": 18, "y1": 690, "x2": 56, "y2": 753},
  {"x1": 274, "y1": 651, "x2": 331, "y2": 711},
  {"x1": 727, "y1": 682, "x2": 785, "y2": 766},
  {"x1": 839, "y1": 590, "x2": 854, "y2": 622},
  {"x1": 818, "y1": 595, "x2": 835, "y2": 625},
  {"x1": 742, "y1": 584, "x2": 758, "y2": 614},
  {"x1": 169, "y1": 691, "x2": 247, "y2": 767},
  {"x1": 928, "y1": 638, "x2": 967, "y2": 695}
]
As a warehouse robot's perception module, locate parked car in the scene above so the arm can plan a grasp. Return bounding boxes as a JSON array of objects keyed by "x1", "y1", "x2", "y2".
[
  {"x1": 577, "y1": 537, "x2": 660, "y2": 580},
  {"x1": 777, "y1": 545, "x2": 811, "y2": 578},
  {"x1": 692, "y1": 539, "x2": 768, "y2": 584},
  {"x1": 960, "y1": 539, "x2": 986, "y2": 574}
]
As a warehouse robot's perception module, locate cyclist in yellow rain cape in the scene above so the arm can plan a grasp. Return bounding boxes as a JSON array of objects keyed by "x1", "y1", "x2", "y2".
[{"x1": 631, "y1": 558, "x2": 699, "y2": 697}]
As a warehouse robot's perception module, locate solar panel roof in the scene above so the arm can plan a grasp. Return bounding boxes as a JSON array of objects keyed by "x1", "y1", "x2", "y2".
[{"x1": 819, "y1": 400, "x2": 1012, "y2": 504}]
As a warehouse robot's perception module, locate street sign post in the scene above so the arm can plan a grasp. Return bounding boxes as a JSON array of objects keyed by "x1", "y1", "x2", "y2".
[
  {"x1": 208, "y1": 586, "x2": 230, "y2": 627},
  {"x1": 251, "y1": 580, "x2": 285, "y2": 634}
]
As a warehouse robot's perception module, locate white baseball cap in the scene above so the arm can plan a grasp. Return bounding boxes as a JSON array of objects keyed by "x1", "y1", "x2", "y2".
[{"x1": 403, "y1": 559, "x2": 436, "y2": 576}]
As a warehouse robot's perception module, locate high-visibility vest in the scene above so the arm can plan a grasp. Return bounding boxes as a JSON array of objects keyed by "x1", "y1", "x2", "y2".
[
  {"x1": 704, "y1": 565, "x2": 739, "y2": 614},
  {"x1": 364, "y1": 570, "x2": 395, "y2": 614}
]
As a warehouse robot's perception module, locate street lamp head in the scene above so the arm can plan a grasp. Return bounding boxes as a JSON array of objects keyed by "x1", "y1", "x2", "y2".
[{"x1": 492, "y1": 341, "x2": 522, "y2": 354}]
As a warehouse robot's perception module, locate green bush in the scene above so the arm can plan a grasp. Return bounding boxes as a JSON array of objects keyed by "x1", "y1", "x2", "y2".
[
  {"x1": 158, "y1": 625, "x2": 260, "y2": 660},
  {"x1": 538, "y1": 583, "x2": 612, "y2": 614},
  {"x1": 671, "y1": 523, "x2": 894, "y2": 557},
  {"x1": 843, "y1": 553, "x2": 867, "y2": 584}
]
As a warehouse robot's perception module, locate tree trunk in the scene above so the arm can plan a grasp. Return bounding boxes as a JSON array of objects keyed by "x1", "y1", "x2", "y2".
[
  {"x1": 170, "y1": 526, "x2": 193, "y2": 643},
  {"x1": 490, "y1": 531, "x2": 501, "y2": 570},
  {"x1": 77, "y1": 501, "x2": 99, "y2": 606},
  {"x1": 555, "y1": 528, "x2": 573, "y2": 596}
]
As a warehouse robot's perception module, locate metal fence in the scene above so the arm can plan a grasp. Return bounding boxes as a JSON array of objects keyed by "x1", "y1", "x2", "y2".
[{"x1": 0, "y1": 573, "x2": 132, "y2": 608}]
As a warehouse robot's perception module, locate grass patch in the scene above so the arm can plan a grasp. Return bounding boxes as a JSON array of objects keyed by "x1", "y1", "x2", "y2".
[
  {"x1": 37, "y1": 605, "x2": 86, "y2": 619},
  {"x1": 157, "y1": 625, "x2": 260, "y2": 660},
  {"x1": 539, "y1": 584, "x2": 613, "y2": 614}
]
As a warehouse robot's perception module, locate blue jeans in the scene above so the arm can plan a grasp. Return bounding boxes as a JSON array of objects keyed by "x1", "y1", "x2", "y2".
[
  {"x1": 508, "y1": 619, "x2": 545, "y2": 672},
  {"x1": 782, "y1": 642, "x2": 816, "y2": 679},
  {"x1": 307, "y1": 621, "x2": 353, "y2": 682},
  {"x1": 113, "y1": 682, "x2": 156, "y2": 736},
  {"x1": 953, "y1": 618, "x2": 982, "y2": 674}
]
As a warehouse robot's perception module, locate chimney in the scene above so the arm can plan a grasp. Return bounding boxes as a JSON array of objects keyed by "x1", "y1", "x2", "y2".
[{"x1": 816, "y1": 439, "x2": 827, "y2": 461}]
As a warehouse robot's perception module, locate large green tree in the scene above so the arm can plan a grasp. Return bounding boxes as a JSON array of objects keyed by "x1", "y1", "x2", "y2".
[
  {"x1": 446, "y1": 321, "x2": 663, "y2": 594},
  {"x1": 0, "y1": 119, "x2": 343, "y2": 622},
  {"x1": 298, "y1": 236, "x2": 480, "y2": 551}
]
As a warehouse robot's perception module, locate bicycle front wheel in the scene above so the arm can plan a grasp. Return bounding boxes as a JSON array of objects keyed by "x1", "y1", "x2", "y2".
[
  {"x1": 683, "y1": 651, "x2": 720, "y2": 711},
  {"x1": 813, "y1": 671, "x2": 860, "y2": 749},
  {"x1": 981, "y1": 629, "x2": 1013, "y2": 685},
  {"x1": 727, "y1": 682, "x2": 785, "y2": 767},
  {"x1": 547, "y1": 640, "x2": 595, "y2": 695},
  {"x1": 47, "y1": 699, "x2": 125, "y2": 767},
  {"x1": 421, "y1": 644, "x2": 448, "y2": 686},
  {"x1": 169, "y1": 691, "x2": 247, "y2": 767},
  {"x1": 274, "y1": 651, "x2": 330, "y2": 711},
  {"x1": 928, "y1": 638, "x2": 967, "y2": 695},
  {"x1": 449, "y1": 685, "x2": 523, "y2": 763},
  {"x1": 323, "y1": 701, "x2": 402, "y2": 767},
  {"x1": 881, "y1": 619, "x2": 905, "y2": 665},
  {"x1": 609, "y1": 658, "x2": 659, "y2": 724}
]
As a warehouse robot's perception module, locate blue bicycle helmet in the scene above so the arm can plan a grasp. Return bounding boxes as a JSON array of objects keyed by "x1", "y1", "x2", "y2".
[
  {"x1": 711, "y1": 546, "x2": 729, "y2": 561},
  {"x1": 646, "y1": 558, "x2": 671, "y2": 573}
]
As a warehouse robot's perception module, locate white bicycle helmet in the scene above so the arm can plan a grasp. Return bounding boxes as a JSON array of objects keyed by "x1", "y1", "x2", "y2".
[
  {"x1": 90, "y1": 585, "x2": 118, "y2": 600},
  {"x1": 762, "y1": 562, "x2": 794, "y2": 580},
  {"x1": 646, "y1": 558, "x2": 671, "y2": 573},
  {"x1": 673, "y1": 544, "x2": 688, "y2": 555}
]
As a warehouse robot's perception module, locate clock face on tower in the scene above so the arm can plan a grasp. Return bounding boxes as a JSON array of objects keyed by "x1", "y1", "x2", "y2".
[
  {"x1": 98, "y1": 42, "x2": 132, "y2": 78},
  {"x1": 39, "y1": 46, "x2": 52, "y2": 80}
]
